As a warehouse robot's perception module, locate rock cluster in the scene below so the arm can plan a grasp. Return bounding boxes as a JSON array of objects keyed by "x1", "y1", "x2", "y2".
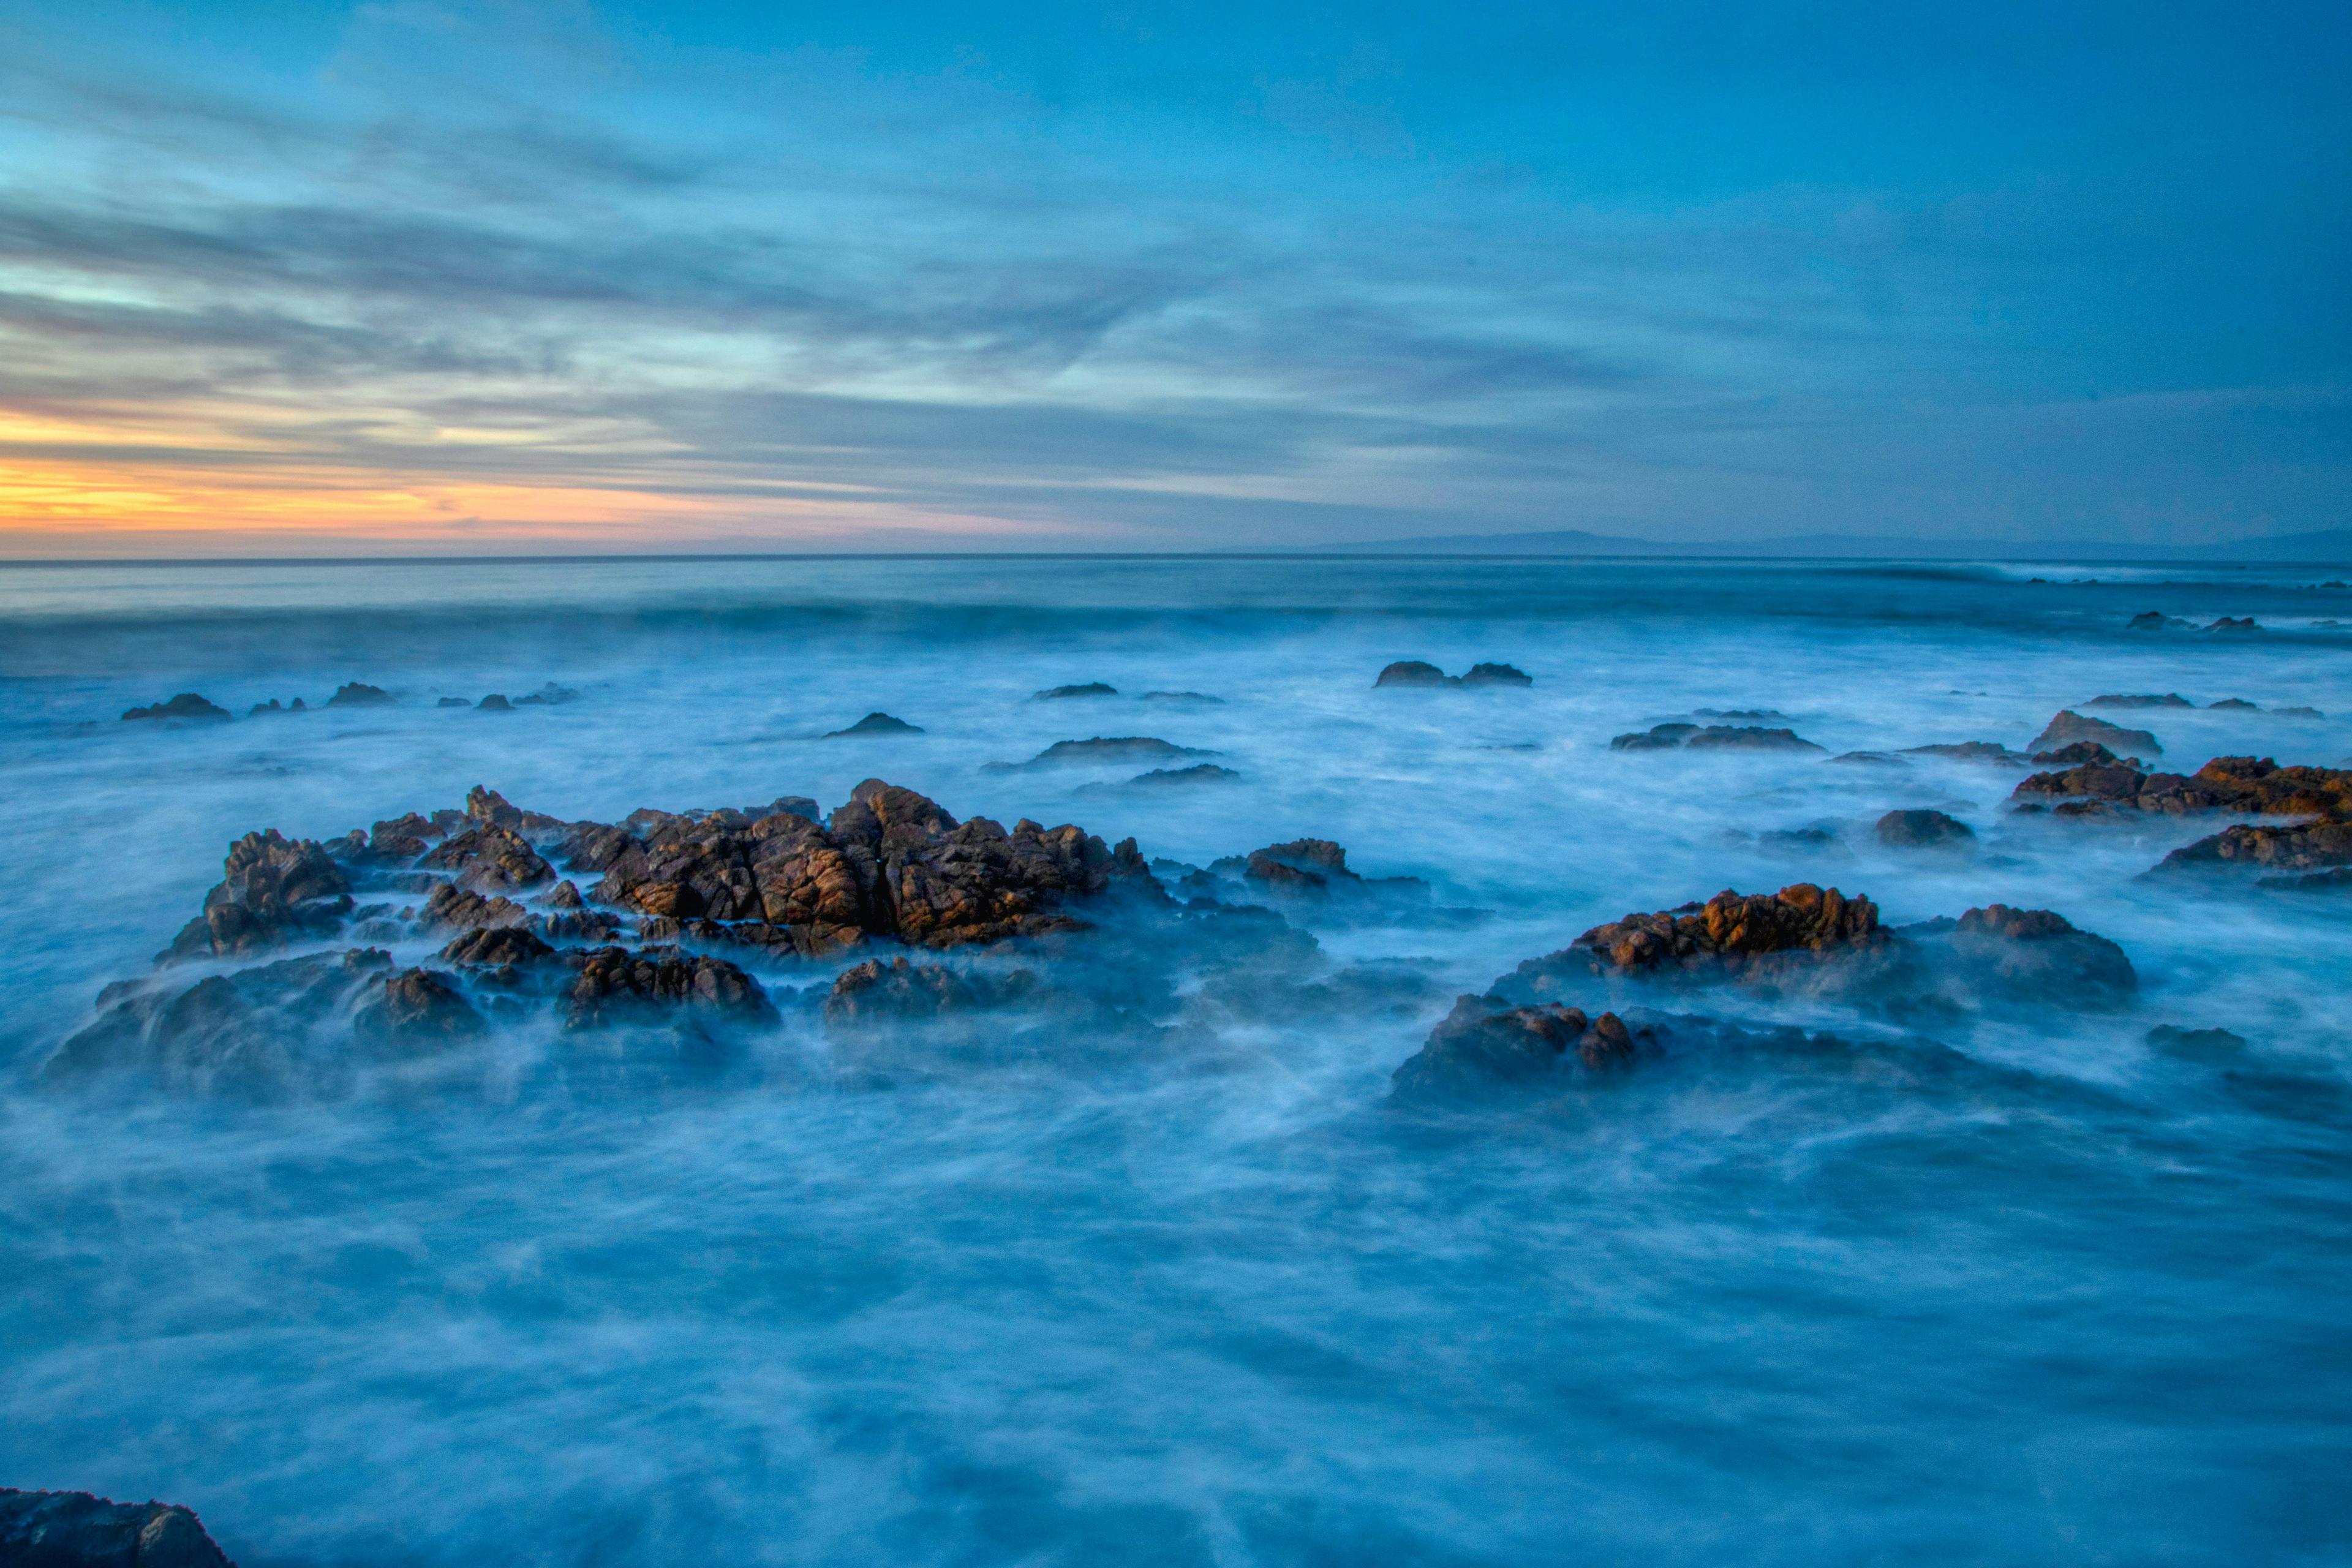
[
  {"x1": 122, "y1": 693, "x2": 230, "y2": 722},
  {"x1": 1374, "y1": 660, "x2": 1533, "y2": 687},
  {"x1": 0, "y1": 1486, "x2": 236, "y2": 1567},
  {"x1": 1575, "y1": 884, "x2": 1882, "y2": 973},
  {"x1": 1389, "y1": 996, "x2": 1638, "y2": 1096},
  {"x1": 2013, "y1": 755, "x2": 2352, "y2": 873}
]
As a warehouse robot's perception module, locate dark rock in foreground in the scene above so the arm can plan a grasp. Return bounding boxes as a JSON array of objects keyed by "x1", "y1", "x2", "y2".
[
  {"x1": 561, "y1": 946, "x2": 774, "y2": 1030},
  {"x1": 1034, "y1": 682, "x2": 1117, "y2": 699},
  {"x1": 1390, "y1": 997, "x2": 1639, "y2": 1097},
  {"x1": 2013, "y1": 755, "x2": 2352, "y2": 837},
  {"x1": 825, "y1": 711, "x2": 922, "y2": 737},
  {"x1": 165, "y1": 831, "x2": 353, "y2": 959},
  {"x1": 823, "y1": 956, "x2": 1038, "y2": 1025},
  {"x1": 123, "y1": 693, "x2": 228, "y2": 722},
  {"x1": 0, "y1": 1485, "x2": 236, "y2": 1566},
  {"x1": 2029, "y1": 710, "x2": 2161, "y2": 758},
  {"x1": 1876, "y1": 809, "x2": 1974, "y2": 848}
]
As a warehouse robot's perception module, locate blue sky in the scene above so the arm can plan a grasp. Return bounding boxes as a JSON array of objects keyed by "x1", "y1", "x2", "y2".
[{"x1": 0, "y1": 1, "x2": 2346, "y2": 550}]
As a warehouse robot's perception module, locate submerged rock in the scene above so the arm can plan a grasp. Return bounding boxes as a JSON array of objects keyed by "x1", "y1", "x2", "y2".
[
  {"x1": 1141, "y1": 690, "x2": 1224, "y2": 704},
  {"x1": 1390, "y1": 997, "x2": 1639, "y2": 1097},
  {"x1": 0, "y1": 1485, "x2": 236, "y2": 1567},
  {"x1": 1374, "y1": 660, "x2": 1449, "y2": 687},
  {"x1": 326, "y1": 682, "x2": 394, "y2": 707},
  {"x1": 2206, "y1": 698, "x2": 2260, "y2": 710},
  {"x1": 437, "y1": 696, "x2": 470, "y2": 707},
  {"x1": 1376, "y1": 660, "x2": 1533, "y2": 688},
  {"x1": 1875, "y1": 809, "x2": 1974, "y2": 848},
  {"x1": 368, "y1": 966, "x2": 485, "y2": 1044},
  {"x1": 823, "y1": 956, "x2": 1038, "y2": 1024},
  {"x1": 123, "y1": 693, "x2": 229, "y2": 722},
  {"x1": 1901, "y1": 742, "x2": 2028, "y2": 765},
  {"x1": 1079, "y1": 763, "x2": 1242, "y2": 793},
  {"x1": 2147, "y1": 1023, "x2": 2248, "y2": 1058},
  {"x1": 2206, "y1": 617, "x2": 2260, "y2": 633},
  {"x1": 825, "y1": 711, "x2": 923, "y2": 737},
  {"x1": 560, "y1": 946, "x2": 775, "y2": 1030},
  {"x1": 986, "y1": 737, "x2": 1210, "y2": 771},
  {"x1": 2085, "y1": 693, "x2": 2193, "y2": 709},
  {"x1": 50, "y1": 948, "x2": 398, "y2": 1094},
  {"x1": 1034, "y1": 682, "x2": 1117, "y2": 699},
  {"x1": 1611, "y1": 723, "x2": 1822, "y2": 753},
  {"x1": 2127, "y1": 611, "x2": 2193, "y2": 630},
  {"x1": 248, "y1": 697, "x2": 306, "y2": 716},
  {"x1": 478, "y1": 693, "x2": 513, "y2": 711},
  {"x1": 2028, "y1": 710, "x2": 2161, "y2": 758}
]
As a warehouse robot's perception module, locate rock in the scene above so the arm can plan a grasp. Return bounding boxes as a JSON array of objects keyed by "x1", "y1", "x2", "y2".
[
  {"x1": 2086, "y1": 693, "x2": 2193, "y2": 709},
  {"x1": 1235, "y1": 839, "x2": 1428, "y2": 903},
  {"x1": 1376, "y1": 660, "x2": 1532, "y2": 688},
  {"x1": 326, "y1": 682, "x2": 394, "y2": 707},
  {"x1": 1831, "y1": 751, "x2": 1907, "y2": 766},
  {"x1": 1901, "y1": 742, "x2": 2029, "y2": 765},
  {"x1": 2018, "y1": 754, "x2": 2352, "y2": 823},
  {"x1": 165, "y1": 831, "x2": 355, "y2": 959},
  {"x1": 1875, "y1": 809, "x2": 1974, "y2": 848},
  {"x1": 417, "y1": 881, "x2": 532, "y2": 932},
  {"x1": 1610, "y1": 723, "x2": 1699, "y2": 751},
  {"x1": 1079, "y1": 763, "x2": 1241, "y2": 792},
  {"x1": 0, "y1": 1485, "x2": 236, "y2": 1567},
  {"x1": 421, "y1": 823, "x2": 555, "y2": 893},
  {"x1": 1686, "y1": 726, "x2": 1823, "y2": 752},
  {"x1": 1034, "y1": 682, "x2": 1117, "y2": 699},
  {"x1": 248, "y1": 698, "x2": 305, "y2": 716},
  {"x1": 368, "y1": 967, "x2": 484, "y2": 1043},
  {"x1": 547, "y1": 879, "x2": 584, "y2": 910},
  {"x1": 1374, "y1": 660, "x2": 1450, "y2": 687},
  {"x1": 2159, "y1": 820, "x2": 2352, "y2": 875},
  {"x1": 2031, "y1": 741, "x2": 2133, "y2": 767},
  {"x1": 1575, "y1": 884, "x2": 1882, "y2": 974},
  {"x1": 823, "y1": 956, "x2": 1038, "y2": 1024},
  {"x1": 2277, "y1": 706, "x2": 2325, "y2": 718},
  {"x1": 826, "y1": 712, "x2": 923, "y2": 737},
  {"x1": 366, "y1": 812, "x2": 443, "y2": 859},
  {"x1": 512, "y1": 682, "x2": 580, "y2": 706},
  {"x1": 560, "y1": 946, "x2": 775, "y2": 1029},
  {"x1": 1141, "y1": 691, "x2": 1224, "y2": 704},
  {"x1": 1939, "y1": 905, "x2": 2136, "y2": 1009},
  {"x1": 478, "y1": 693, "x2": 512, "y2": 710},
  {"x1": 1695, "y1": 708, "x2": 1787, "y2": 720},
  {"x1": 1460, "y1": 662, "x2": 1534, "y2": 687},
  {"x1": 1390, "y1": 996, "x2": 1639, "y2": 1097},
  {"x1": 2256, "y1": 866, "x2": 2352, "y2": 892},
  {"x1": 123, "y1": 693, "x2": 229, "y2": 722},
  {"x1": 2147, "y1": 1024, "x2": 2247, "y2": 1058},
  {"x1": 437, "y1": 696, "x2": 470, "y2": 707},
  {"x1": 986, "y1": 737, "x2": 1210, "y2": 771},
  {"x1": 2206, "y1": 617, "x2": 2260, "y2": 632},
  {"x1": 438, "y1": 924, "x2": 555, "y2": 969},
  {"x1": 2027, "y1": 710, "x2": 2161, "y2": 758},
  {"x1": 2206, "y1": 698, "x2": 2260, "y2": 710}
]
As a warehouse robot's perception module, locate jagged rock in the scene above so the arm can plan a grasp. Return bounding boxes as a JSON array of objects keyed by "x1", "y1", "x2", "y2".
[
  {"x1": 826, "y1": 712, "x2": 922, "y2": 737},
  {"x1": 123, "y1": 693, "x2": 229, "y2": 722},
  {"x1": 439, "y1": 924, "x2": 555, "y2": 969},
  {"x1": 1374, "y1": 660, "x2": 1450, "y2": 687},
  {"x1": 557, "y1": 821, "x2": 640, "y2": 874},
  {"x1": 1034, "y1": 682, "x2": 1117, "y2": 699},
  {"x1": 49, "y1": 948, "x2": 396, "y2": 1093},
  {"x1": 1234, "y1": 839, "x2": 1428, "y2": 902},
  {"x1": 367, "y1": 812, "x2": 443, "y2": 859},
  {"x1": 1389, "y1": 997, "x2": 1639, "y2": 1096},
  {"x1": 1575, "y1": 884, "x2": 1881, "y2": 974},
  {"x1": 985, "y1": 737, "x2": 1210, "y2": 771},
  {"x1": 560, "y1": 946, "x2": 774, "y2": 1029},
  {"x1": 1875, "y1": 809, "x2": 1973, "y2": 848},
  {"x1": 248, "y1": 698, "x2": 306, "y2": 716},
  {"x1": 326, "y1": 682, "x2": 393, "y2": 706},
  {"x1": 1901, "y1": 742, "x2": 2028, "y2": 765},
  {"x1": 1460, "y1": 662, "x2": 1534, "y2": 687},
  {"x1": 2032, "y1": 741, "x2": 2135, "y2": 767},
  {"x1": 823, "y1": 956, "x2": 1038, "y2": 1025},
  {"x1": 547, "y1": 879, "x2": 584, "y2": 909},
  {"x1": 2028, "y1": 710, "x2": 2161, "y2": 757},
  {"x1": 417, "y1": 880, "x2": 532, "y2": 932},
  {"x1": 478, "y1": 693, "x2": 512, "y2": 711},
  {"x1": 2085, "y1": 693, "x2": 2193, "y2": 709},
  {"x1": 0, "y1": 1485, "x2": 236, "y2": 1567},
  {"x1": 420, "y1": 823, "x2": 554, "y2": 893},
  {"x1": 165, "y1": 831, "x2": 354, "y2": 959}
]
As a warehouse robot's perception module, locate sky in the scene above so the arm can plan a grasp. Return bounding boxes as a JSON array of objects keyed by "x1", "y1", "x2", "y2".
[{"x1": 0, "y1": 1, "x2": 2346, "y2": 555}]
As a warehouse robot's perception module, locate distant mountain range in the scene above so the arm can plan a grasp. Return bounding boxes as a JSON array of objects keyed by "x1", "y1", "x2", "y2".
[{"x1": 1308, "y1": 527, "x2": 2352, "y2": 562}]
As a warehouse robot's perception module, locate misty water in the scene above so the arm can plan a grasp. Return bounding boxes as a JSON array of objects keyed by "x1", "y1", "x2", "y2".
[{"x1": 3, "y1": 556, "x2": 2349, "y2": 1566}]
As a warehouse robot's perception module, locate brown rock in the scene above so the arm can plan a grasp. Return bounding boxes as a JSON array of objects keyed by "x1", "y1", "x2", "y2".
[
  {"x1": 165, "y1": 831, "x2": 354, "y2": 959},
  {"x1": 1575, "y1": 883, "x2": 1882, "y2": 974},
  {"x1": 1389, "y1": 996, "x2": 1642, "y2": 1096},
  {"x1": 0, "y1": 1485, "x2": 237, "y2": 1567}
]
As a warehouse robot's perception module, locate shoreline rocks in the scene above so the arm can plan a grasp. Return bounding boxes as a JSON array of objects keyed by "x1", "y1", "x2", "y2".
[
  {"x1": 123, "y1": 693, "x2": 228, "y2": 722},
  {"x1": 0, "y1": 1486, "x2": 236, "y2": 1567}
]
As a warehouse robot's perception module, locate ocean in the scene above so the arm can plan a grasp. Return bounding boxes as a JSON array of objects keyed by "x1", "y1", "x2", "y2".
[{"x1": 2, "y1": 554, "x2": 2348, "y2": 1565}]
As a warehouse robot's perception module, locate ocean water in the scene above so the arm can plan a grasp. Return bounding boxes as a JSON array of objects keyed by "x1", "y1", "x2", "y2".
[{"x1": 1, "y1": 554, "x2": 2348, "y2": 1566}]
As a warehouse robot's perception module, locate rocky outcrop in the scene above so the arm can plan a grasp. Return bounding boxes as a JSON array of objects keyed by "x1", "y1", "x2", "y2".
[
  {"x1": 123, "y1": 693, "x2": 229, "y2": 722},
  {"x1": 826, "y1": 712, "x2": 922, "y2": 737},
  {"x1": 1875, "y1": 810, "x2": 1973, "y2": 848},
  {"x1": 165, "y1": 831, "x2": 354, "y2": 959},
  {"x1": 367, "y1": 967, "x2": 484, "y2": 1043},
  {"x1": 49, "y1": 948, "x2": 397, "y2": 1094},
  {"x1": 1900, "y1": 742, "x2": 2027, "y2": 764},
  {"x1": 1375, "y1": 660, "x2": 1532, "y2": 688},
  {"x1": 437, "y1": 924, "x2": 555, "y2": 970},
  {"x1": 326, "y1": 682, "x2": 393, "y2": 707},
  {"x1": 2028, "y1": 710, "x2": 2161, "y2": 757},
  {"x1": 560, "y1": 946, "x2": 775, "y2": 1030},
  {"x1": 420, "y1": 824, "x2": 555, "y2": 894},
  {"x1": 2158, "y1": 821, "x2": 2352, "y2": 875},
  {"x1": 2084, "y1": 693, "x2": 2192, "y2": 709},
  {"x1": 1611, "y1": 723, "x2": 1823, "y2": 753},
  {"x1": 1575, "y1": 884, "x2": 1882, "y2": 974},
  {"x1": 985, "y1": 737, "x2": 1212, "y2": 771},
  {"x1": 0, "y1": 1486, "x2": 236, "y2": 1566},
  {"x1": 1231, "y1": 839, "x2": 1428, "y2": 903},
  {"x1": 417, "y1": 881, "x2": 532, "y2": 932},
  {"x1": 1034, "y1": 682, "x2": 1117, "y2": 699},
  {"x1": 1389, "y1": 997, "x2": 1638, "y2": 1096},
  {"x1": 2014, "y1": 754, "x2": 2352, "y2": 824},
  {"x1": 2206, "y1": 617, "x2": 2260, "y2": 632}
]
